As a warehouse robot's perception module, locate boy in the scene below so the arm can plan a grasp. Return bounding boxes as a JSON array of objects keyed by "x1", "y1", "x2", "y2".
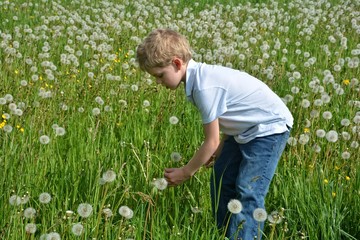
[{"x1": 136, "y1": 29, "x2": 293, "y2": 240}]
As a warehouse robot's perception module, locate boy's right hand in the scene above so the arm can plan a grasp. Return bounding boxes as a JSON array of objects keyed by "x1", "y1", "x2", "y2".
[{"x1": 204, "y1": 154, "x2": 217, "y2": 168}]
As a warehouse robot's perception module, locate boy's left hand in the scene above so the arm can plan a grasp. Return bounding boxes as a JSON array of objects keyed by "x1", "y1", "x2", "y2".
[{"x1": 164, "y1": 167, "x2": 190, "y2": 186}]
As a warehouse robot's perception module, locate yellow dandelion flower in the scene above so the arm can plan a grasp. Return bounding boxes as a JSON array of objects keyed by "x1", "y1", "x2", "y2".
[
  {"x1": 345, "y1": 176, "x2": 350, "y2": 181},
  {"x1": 342, "y1": 79, "x2": 350, "y2": 85},
  {"x1": 332, "y1": 192, "x2": 336, "y2": 197},
  {"x1": 16, "y1": 125, "x2": 21, "y2": 129},
  {"x1": 39, "y1": 76, "x2": 43, "y2": 80},
  {"x1": 335, "y1": 166, "x2": 340, "y2": 170},
  {"x1": 304, "y1": 128, "x2": 310, "y2": 133},
  {"x1": 20, "y1": 128, "x2": 24, "y2": 132},
  {"x1": 15, "y1": 69, "x2": 19, "y2": 74},
  {"x1": 324, "y1": 179, "x2": 329, "y2": 184},
  {"x1": 2, "y1": 114, "x2": 7, "y2": 119}
]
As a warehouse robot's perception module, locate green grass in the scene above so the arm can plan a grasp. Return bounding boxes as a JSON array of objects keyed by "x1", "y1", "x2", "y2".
[{"x1": 1, "y1": 0, "x2": 359, "y2": 239}]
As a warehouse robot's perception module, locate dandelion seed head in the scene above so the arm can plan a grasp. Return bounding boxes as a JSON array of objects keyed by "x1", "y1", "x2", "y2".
[
  {"x1": 326, "y1": 130, "x2": 338, "y2": 142},
  {"x1": 310, "y1": 110, "x2": 319, "y2": 118},
  {"x1": 322, "y1": 111, "x2": 333, "y2": 120},
  {"x1": 95, "y1": 96, "x2": 104, "y2": 105},
  {"x1": 153, "y1": 178, "x2": 168, "y2": 190},
  {"x1": 313, "y1": 144, "x2": 321, "y2": 153},
  {"x1": 4, "y1": 94, "x2": 13, "y2": 102},
  {"x1": 25, "y1": 223, "x2": 37, "y2": 234},
  {"x1": 131, "y1": 84, "x2": 138, "y2": 91},
  {"x1": 102, "y1": 208, "x2": 113, "y2": 218},
  {"x1": 341, "y1": 131, "x2": 351, "y2": 140},
  {"x1": 316, "y1": 129, "x2": 326, "y2": 138},
  {"x1": 55, "y1": 127, "x2": 66, "y2": 136},
  {"x1": 227, "y1": 199, "x2": 242, "y2": 214},
  {"x1": 77, "y1": 203, "x2": 93, "y2": 218},
  {"x1": 39, "y1": 135, "x2": 50, "y2": 144},
  {"x1": 341, "y1": 151, "x2": 351, "y2": 159},
  {"x1": 143, "y1": 100, "x2": 150, "y2": 107},
  {"x1": 102, "y1": 170, "x2": 116, "y2": 183},
  {"x1": 3, "y1": 125, "x2": 13, "y2": 133},
  {"x1": 71, "y1": 223, "x2": 84, "y2": 236},
  {"x1": 267, "y1": 210, "x2": 283, "y2": 224},
  {"x1": 92, "y1": 107, "x2": 101, "y2": 116},
  {"x1": 170, "y1": 152, "x2": 182, "y2": 162},
  {"x1": 350, "y1": 141, "x2": 359, "y2": 148},
  {"x1": 253, "y1": 208, "x2": 267, "y2": 222},
  {"x1": 9, "y1": 195, "x2": 21, "y2": 206},
  {"x1": 23, "y1": 207, "x2": 36, "y2": 218},
  {"x1": 169, "y1": 116, "x2": 179, "y2": 125},
  {"x1": 0, "y1": 98, "x2": 6, "y2": 105},
  {"x1": 301, "y1": 99, "x2": 311, "y2": 108},
  {"x1": 354, "y1": 115, "x2": 360, "y2": 124},
  {"x1": 39, "y1": 192, "x2": 52, "y2": 204},
  {"x1": 118, "y1": 206, "x2": 134, "y2": 219},
  {"x1": 287, "y1": 137, "x2": 297, "y2": 146},
  {"x1": 298, "y1": 134, "x2": 310, "y2": 145},
  {"x1": 46, "y1": 232, "x2": 61, "y2": 240}
]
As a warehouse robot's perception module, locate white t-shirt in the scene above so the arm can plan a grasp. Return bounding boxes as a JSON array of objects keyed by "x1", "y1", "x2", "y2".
[{"x1": 185, "y1": 59, "x2": 293, "y2": 143}]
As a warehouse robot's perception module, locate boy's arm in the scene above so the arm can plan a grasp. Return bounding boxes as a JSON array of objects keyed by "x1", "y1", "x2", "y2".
[
  {"x1": 164, "y1": 119, "x2": 220, "y2": 186},
  {"x1": 204, "y1": 133, "x2": 228, "y2": 167}
]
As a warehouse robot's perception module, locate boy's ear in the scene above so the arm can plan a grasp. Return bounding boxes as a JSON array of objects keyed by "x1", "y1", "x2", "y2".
[{"x1": 172, "y1": 58, "x2": 182, "y2": 70}]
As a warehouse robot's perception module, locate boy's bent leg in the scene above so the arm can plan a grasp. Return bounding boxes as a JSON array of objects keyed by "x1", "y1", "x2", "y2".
[
  {"x1": 229, "y1": 130, "x2": 290, "y2": 240},
  {"x1": 210, "y1": 137, "x2": 242, "y2": 233}
]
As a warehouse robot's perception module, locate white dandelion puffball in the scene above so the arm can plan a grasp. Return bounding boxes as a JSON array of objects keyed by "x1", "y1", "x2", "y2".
[
  {"x1": 267, "y1": 211, "x2": 283, "y2": 224},
  {"x1": 39, "y1": 135, "x2": 50, "y2": 144},
  {"x1": 55, "y1": 127, "x2": 66, "y2": 136},
  {"x1": 143, "y1": 100, "x2": 150, "y2": 107},
  {"x1": 298, "y1": 134, "x2": 310, "y2": 145},
  {"x1": 102, "y1": 208, "x2": 113, "y2": 218},
  {"x1": 23, "y1": 207, "x2": 36, "y2": 219},
  {"x1": 253, "y1": 208, "x2": 268, "y2": 222},
  {"x1": 316, "y1": 129, "x2": 326, "y2": 138},
  {"x1": 77, "y1": 203, "x2": 93, "y2": 218},
  {"x1": 322, "y1": 111, "x2": 333, "y2": 120},
  {"x1": 9, "y1": 195, "x2": 21, "y2": 206},
  {"x1": 46, "y1": 232, "x2": 61, "y2": 240},
  {"x1": 341, "y1": 151, "x2": 351, "y2": 159},
  {"x1": 153, "y1": 178, "x2": 168, "y2": 190},
  {"x1": 118, "y1": 206, "x2": 134, "y2": 219},
  {"x1": 326, "y1": 130, "x2": 338, "y2": 143},
  {"x1": 227, "y1": 199, "x2": 242, "y2": 214},
  {"x1": 92, "y1": 107, "x2": 101, "y2": 116},
  {"x1": 25, "y1": 223, "x2": 37, "y2": 234},
  {"x1": 169, "y1": 116, "x2": 179, "y2": 125},
  {"x1": 287, "y1": 137, "x2": 297, "y2": 146},
  {"x1": 39, "y1": 192, "x2": 52, "y2": 204},
  {"x1": 21, "y1": 195, "x2": 29, "y2": 204},
  {"x1": 170, "y1": 152, "x2": 182, "y2": 162},
  {"x1": 102, "y1": 170, "x2": 116, "y2": 183},
  {"x1": 71, "y1": 223, "x2": 84, "y2": 236}
]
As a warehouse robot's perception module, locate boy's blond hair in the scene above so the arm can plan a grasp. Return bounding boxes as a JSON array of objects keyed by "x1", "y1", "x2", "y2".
[{"x1": 136, "y1": 29, "x2": 192, "y2": 72}]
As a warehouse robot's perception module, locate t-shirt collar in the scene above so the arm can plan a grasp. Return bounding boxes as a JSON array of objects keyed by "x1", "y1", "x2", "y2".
[{"x1": 185, "y1": 59, "x2": 197, "y2": 99}]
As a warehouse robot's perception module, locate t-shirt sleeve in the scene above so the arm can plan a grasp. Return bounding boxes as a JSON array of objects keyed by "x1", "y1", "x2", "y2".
[{"x1": 193, "y1": 87, "x2": 227, "y2": 124}]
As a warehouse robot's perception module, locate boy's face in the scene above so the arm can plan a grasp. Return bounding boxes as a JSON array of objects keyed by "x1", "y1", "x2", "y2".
[{"x1": 148, "y1": 58, "x2": 186, "y2": 90}]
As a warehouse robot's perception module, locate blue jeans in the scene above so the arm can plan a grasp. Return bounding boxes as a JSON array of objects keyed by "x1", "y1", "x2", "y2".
[{"x1": 210, "y1": 130, "x2": 290, "y2": 240}]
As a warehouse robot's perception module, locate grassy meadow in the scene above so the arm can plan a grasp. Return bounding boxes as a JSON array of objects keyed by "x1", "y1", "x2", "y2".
[{"x1": 1, "y1": 0, "x2": 359, "y2": 239}]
